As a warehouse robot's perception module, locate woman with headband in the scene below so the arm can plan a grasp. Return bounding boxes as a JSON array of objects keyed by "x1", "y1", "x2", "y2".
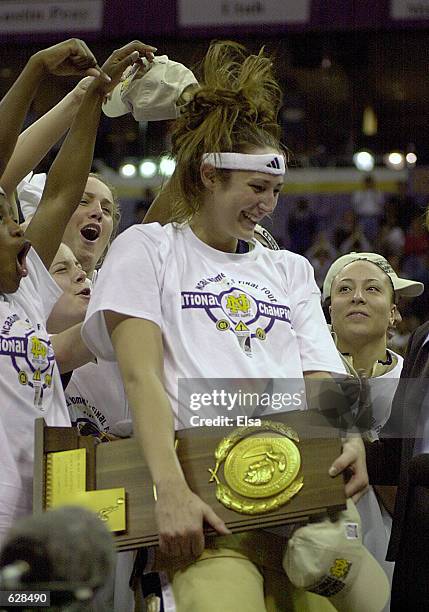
[{"x1": 82, "y1": 41, "x2": 368, "y2": 611}]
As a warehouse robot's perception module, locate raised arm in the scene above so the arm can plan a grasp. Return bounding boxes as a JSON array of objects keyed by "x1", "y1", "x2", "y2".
[
  {"x1": 0, "y1": 77, "x2": 93, "y2": 197},
  {"x1": 106, "y1": 312, "x2": 229, "y2": 562},
  {"x1": 0, "y1": 39, "x2": 103, "y2": 181},
  {"x1": 25, "y1": 40, "x2": 156, "y2": 269},
  {"x1": 142, "y1": 171, "x2": 179, "y2": 225}
]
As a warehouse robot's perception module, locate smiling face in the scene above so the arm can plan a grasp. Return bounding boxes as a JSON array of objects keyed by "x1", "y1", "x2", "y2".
[
  {"x1": 47, "y1": 243, "x2": 91, "y2": 334},
  {"x1": 61, "y1": 176, "x2": 115, "y2": 277},
  {"x1": 195, "y1": 147, "x2": 284, "y2": 251},
  {"x1": 330, "y1": 260, "x2": 396, "y2": 347},
  {"x1": 0, "y1": 192, "x2": 31, "y2": 294}
]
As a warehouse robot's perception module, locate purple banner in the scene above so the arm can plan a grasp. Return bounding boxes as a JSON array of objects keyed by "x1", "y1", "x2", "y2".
[{"x1": 1, "y1": 1, "x2": 429, "y2": 44}]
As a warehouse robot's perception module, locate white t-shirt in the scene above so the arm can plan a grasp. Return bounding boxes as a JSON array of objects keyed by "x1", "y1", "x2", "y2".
[
  {"x1": 356, "y1": 350, "x2": 402, "y2": 602},
  {"x1": 66, "y1": 359, "x2": 129, "y2": 438},
  {"x1": 17, "y1": 172, "x2": 46, "y2": 220},
  {"x1": 367, "y1": 350, "x2": 403, "y2": 435},
  {"x1": 0, "y1": 248, "x2": 70, "y2": 529},
  {"x1": 82, "y1": 223, "x2": 345, "y2": 429},
  {"x1": 0, "y1": 418, "x2": 22, "y2": 547}
]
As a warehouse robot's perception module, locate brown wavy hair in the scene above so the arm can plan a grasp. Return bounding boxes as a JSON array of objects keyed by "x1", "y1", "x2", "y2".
[{"x1": 170, "y1": 41, "x2": 284, "y2": 223}]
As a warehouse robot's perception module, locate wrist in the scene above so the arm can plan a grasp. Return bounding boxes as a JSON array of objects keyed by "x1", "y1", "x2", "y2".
[
  {"x1": 341, "y1": 434, "x2": 364, "y2": 451},
  {"x1": 86, "y1": 78, "x2": 111, "y2": 100},
  {"x1": 27, "y1": 54, "x2": 49, "y2": 79},
  {"x1": 155, "y1": 472, "x2": 187, "y2": 494}
]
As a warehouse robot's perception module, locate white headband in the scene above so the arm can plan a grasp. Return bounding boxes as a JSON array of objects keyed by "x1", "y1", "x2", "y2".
[{"x1": 202, "y1": 152, "x2": 285, "y2": 175}]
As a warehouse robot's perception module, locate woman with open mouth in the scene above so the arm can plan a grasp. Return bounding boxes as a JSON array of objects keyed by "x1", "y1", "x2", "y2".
[
  {"x1": 0, "y1": 38, "x2": 155, "y2": 548},
  {"x1": 2, "y1": 78, "x2": 121, "y2": 281}
]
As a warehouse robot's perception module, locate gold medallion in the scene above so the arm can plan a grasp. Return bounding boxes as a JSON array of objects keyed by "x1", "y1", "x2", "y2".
[{"x1": 208, "y1": 420, "x2": 303, "y2": 515}]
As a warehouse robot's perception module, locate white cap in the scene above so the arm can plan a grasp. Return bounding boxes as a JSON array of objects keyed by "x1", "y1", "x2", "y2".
[
  {"x1": 283, "y1": 499, "x2": 390, "y2": 612},
  {"x1": 102, "y1": 55, "x2": 198, "y2": 122},
  {"x1": 322, "y1": 251, "x2": 424, "y2": 301}
]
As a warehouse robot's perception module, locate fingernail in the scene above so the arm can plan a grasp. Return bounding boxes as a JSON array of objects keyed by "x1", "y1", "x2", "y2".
[{"x1": 329, "y1": 466, "x2": 338, "y2": 477}]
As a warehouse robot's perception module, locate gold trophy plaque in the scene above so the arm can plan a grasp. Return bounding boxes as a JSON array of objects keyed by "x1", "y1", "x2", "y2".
[
  {"x1": 209, "y1": 420, "x2": 304, "y2": 514},
  {"x1": 35, "y1": 410, "x2": 346, "y2": 551}
]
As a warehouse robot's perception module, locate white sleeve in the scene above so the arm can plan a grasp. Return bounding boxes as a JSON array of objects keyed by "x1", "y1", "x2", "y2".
[
  {"x1": 82, "y1": 224, "x2": 167, "y2": 361},
  {"x1": 19, "y1": 247, "x2": 62, "y2": 321},
  {"x1": 16, "y1": 172, "x2": 46, "y2": 220},
  {"x1": 0, "y1": 417, "x2": 22, "y2": 545},
  {"x1": 288, "y1": 255, "x2": 346, "y2": 375}
]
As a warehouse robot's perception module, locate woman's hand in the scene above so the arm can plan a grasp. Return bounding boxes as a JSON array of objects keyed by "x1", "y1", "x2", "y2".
[
  {"x1": 89, "y1": 41, "x2": 157, "y2": 96},
  {"x1": 29, "y1": 39, "x2": 107, "y2": 80},
  {"x1": 156, "y1": 480, "x2": 231, "y2": 563},
  {"x1": 329, "y1": 435, "x2": 369, "y2": 503}
]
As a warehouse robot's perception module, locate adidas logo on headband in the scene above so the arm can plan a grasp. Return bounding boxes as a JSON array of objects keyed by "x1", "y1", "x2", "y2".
[
  {"x1": 266, "y1": 157, "x2": 281, "y2": 170},
  {"x1": 202, "y1": 152, "x2": 286, "y2": 176}
]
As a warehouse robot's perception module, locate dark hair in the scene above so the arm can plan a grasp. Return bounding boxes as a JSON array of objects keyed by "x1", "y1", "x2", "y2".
[{"x1": 169, "y1": 41, "x2": 284, "y2": 223}]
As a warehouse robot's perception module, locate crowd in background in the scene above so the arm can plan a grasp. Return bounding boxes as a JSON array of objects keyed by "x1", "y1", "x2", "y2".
[
  {"x1": 1, "y1": 32, "x2": 428, "y2": 612},
  {"x1": 278, "y1": 180, "x2": 428, "y2": 354},
  {"x1": 128, "y1": 177, "x2": 429, "y2": 357}
]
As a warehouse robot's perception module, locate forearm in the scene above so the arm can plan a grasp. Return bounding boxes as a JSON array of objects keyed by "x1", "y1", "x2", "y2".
[
  {"x1": 109, "y1": 314, "x2": 186, "y2": 487},
  {"x1": 1, "y1": 89, "x2": 79, "y2": 195},
  {"x1": 26, "y1": 85, "x2": 103, "y2": 267},
  {"x1": 122, "y1": 369, "x2": 185, "y2": 487},
  {"x1": 42, "y1": 38, "x2": 155, "y2": 225},
  {"x1": 41, "y1": 84, "x2": 102, "y2": 213},
  {"x1": 107, "y1": 313, "x2": 229, "y2": 552},
  {"x1": 143, "y1": 171, "x2": 178, "y2": 225},
  {"x1": 51, "y1": 323, "x2": 94, "y2": 373},
  {"x1": 0, "y1": 57, "x2": 46, "y2": 179}
]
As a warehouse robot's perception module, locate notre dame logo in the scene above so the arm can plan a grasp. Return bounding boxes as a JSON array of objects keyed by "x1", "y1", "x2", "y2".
[
  {"x1": 330, "y1": 559, "x2": 351, "y2": 580},
  {"x1": 30, "y1": 337, "x2": 47, "y2": 360},
  {"x1": 226, "y1": 293, "x2": 251, "y2": 316}
]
